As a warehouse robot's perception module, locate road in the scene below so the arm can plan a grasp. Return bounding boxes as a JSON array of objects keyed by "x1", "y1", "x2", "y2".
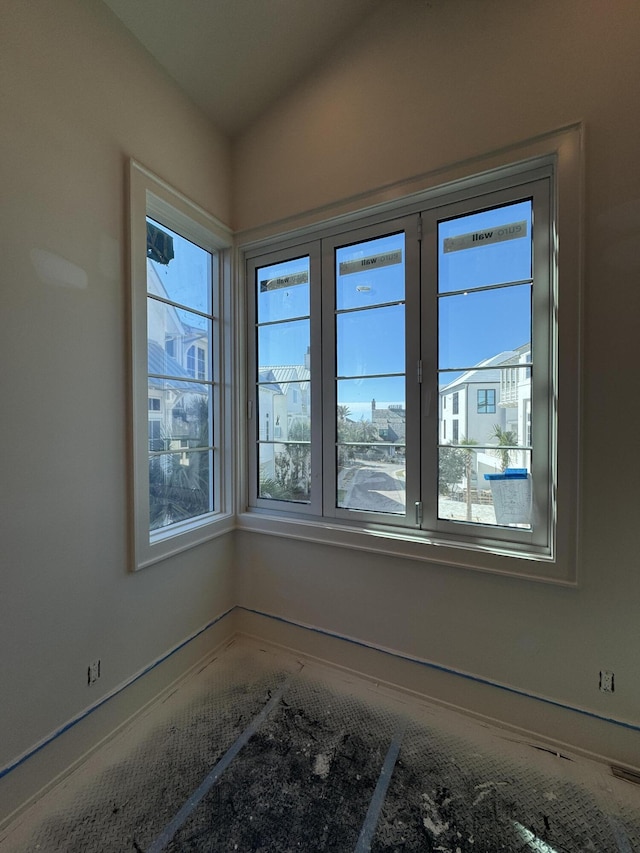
[{"x1": 339, "y1": 461, "x2": 406, "y2": 514}]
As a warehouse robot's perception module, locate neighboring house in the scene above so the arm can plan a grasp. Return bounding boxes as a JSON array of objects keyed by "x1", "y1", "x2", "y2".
[
  {"x1": 147, "y1": 260, "x2": 209, "y2": 456},
  {"x1": 371, "y1": 399, "x2": 406, "y2": 456},
  {"x1": 439, "y1": 345, "x2": 531, "y2": 483},
  {"x1": 257, "y1": 364, "x2": 311, "y2": 481}
]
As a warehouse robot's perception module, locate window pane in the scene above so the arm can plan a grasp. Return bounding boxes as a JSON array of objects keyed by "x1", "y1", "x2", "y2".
[
  {"x1": 438, "y1": 447, "x2": 532, "y2": 528},
  {"x1": 477, "y1": 388, "x2": 496, "y2": 413},
  {"x1": 337, "y1": 376, "x2": 405, "y2": 418},
  {"x1": 149, "y1": 450, "x2": 211, "y2": 530},
  {"x1": 257, "y1": 257, "x2": 310, "y2": 324},
  {"x1": 336, "y1": 233, "x2": 405, "y2": 311},
  {"x1": 440, "y1": 364, "x2": 531, "y2": 444},
  {"x1": 257, "y1": 319, "x2": 309, "y2": 371},
  {"x1": 258, "y1": 442, "x2": 311, "y2": 502},
  {"x1": 439, "y1": 284, "x2": 531, "y2": 370},
  {"x1": 147, "y1": 300, "x2": 210, "y2": 379},
  {"x1": 338, "y1": 454, "x2": 406, "y2": 514},
  {"x1": 336, "y1": 304, "x2": 404, "y2": 377},
  {"x1": 438, "y1": 200, "x2": 532, "y2": 293},
  {"x1": 146, "y1": 218, "x2": 212, "y2": 313},
  {"x1": 256, "y1": 380, "x2": 310, "y2": 443},
  {"x1": 337, "y1": 376, "x2": 406, "y2": 513},
  {"x1": 147, "y1": 382, "x2": 210, "y2": 449}
]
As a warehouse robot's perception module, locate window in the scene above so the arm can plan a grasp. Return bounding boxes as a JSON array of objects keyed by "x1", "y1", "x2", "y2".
[
  {"x1": 129, "y1": 162, "x2": 233, "y2": 570},
  {"x1": 477, "y1": 389, "x2": 496, "y2": 414},
  {"x1": 187, "y1": 344, "x2": 207, "y2": 380},
  {"x1": 243, "y1": 134, "x2": 582, "y2": 582}
]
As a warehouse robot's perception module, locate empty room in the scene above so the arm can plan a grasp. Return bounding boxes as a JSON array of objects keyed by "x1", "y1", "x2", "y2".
[{"x1": 1, "y1": 0, "x2": 640, "y2": 850}]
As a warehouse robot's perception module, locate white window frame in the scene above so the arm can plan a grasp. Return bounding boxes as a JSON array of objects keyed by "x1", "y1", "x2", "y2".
[
  {"x1": 129, "y1": 161, "x2": 234, "y2": 571},
  {"x1": 238, "y1": 127, "x2": 582, "y2": 585}
]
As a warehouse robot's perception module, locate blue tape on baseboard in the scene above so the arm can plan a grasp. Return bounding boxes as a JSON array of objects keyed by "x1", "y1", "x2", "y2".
[
  {"x1": 0, "y1": 607, "x2": 235, "y2": 781},
  {"x1": 237, "y1": 606, "x2": 640, "y2": 736},
  {"x1": 4, "y1": 603, "x2": 639, "y2": 783}
]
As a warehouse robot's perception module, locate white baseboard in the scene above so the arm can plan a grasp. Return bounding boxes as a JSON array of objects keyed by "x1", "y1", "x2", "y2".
[
  {"x1": 0, "y1": 609, "x2": 236, "y2": 829},
  {"x1": 234, "y1": 607, "x2": 640, "y2": 775}
]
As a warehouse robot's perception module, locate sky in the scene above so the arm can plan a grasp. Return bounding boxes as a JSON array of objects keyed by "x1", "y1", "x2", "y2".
[
  {"x1": 149, "y1": 200, "x2": 533, "y2": 420},
  {"x1": 147, "y1": 217, "x2": 212, "y2": 315},
  {"x1": 255, "y1": 200, "x2": 533, "y2": 419}
]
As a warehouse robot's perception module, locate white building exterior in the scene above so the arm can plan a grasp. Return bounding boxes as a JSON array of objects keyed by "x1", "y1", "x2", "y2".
[{"x1": 440, "y1": 345, "x2": 531, "y2": 485}]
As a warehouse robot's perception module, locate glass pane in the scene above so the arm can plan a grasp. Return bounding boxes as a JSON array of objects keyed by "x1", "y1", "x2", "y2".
[
  {"x1": 257, "y1": 319, "x2": 309, "y2": 371},
  {"x1": 147, "y1": 382, "x2": 210, "y2": 449},
  {"x1": 337, "y1": 304, "x2": 404, "y2": 377},
  {"x1": 337, "y1": 376, "x2": 405, "y2": 423},
  {"x1": 439, "y1": 364, "x2": 531, "y2": 447},
  {"x1": 149, "y1": 450, "x2": 211, "y2": 530},
  {"x1": 439, "y1": 284, "x2": 531, "y2": 370},
  {"x1": 438, "y1": 200, "x2": 532, "y2": 293},
  {"x1": 258, "y1": 442, "x2": 311, "y2": 503},
  {"x1": 438, "y1": 447, "x2": 532, "y2": 528},
  {"x1": 146, "y1": 218, "x2": 212, "y2": 313},
  {"x1": 257, "y1": 257, "x2": 310, "y2": 324},
  {"x1": 147, "y1": 299, "x2": 211, "y2": 379},
  {"x1": 337, "y1": 375, "x2": 405, "y2": 514},
  {"x1": 338, "y1": 453, "x2": 406, "y2": 514},
  {"x1": 336, "y1": 233, "x2": 405, "y2": 311},
  {"x1": 256, "y1": 381, "x2": 310, "y2": 443}
]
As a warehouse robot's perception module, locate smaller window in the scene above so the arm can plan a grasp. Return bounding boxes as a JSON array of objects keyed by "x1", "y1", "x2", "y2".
[
  {"x1": 452, "y1": 392, "x2": 459, "y2": 415},
  {"x1": 148, "y1": 420, "x2": 163, "y2": 452},
  {"x1": 186, "y1": 345, "x2": 206, "y2": 380},
  {"x1": 130, "y1": 160, "x2": 232, "y2": 571},
  {"x1": 477, "y1": 388, "x2": 496, "y2": 414},
  {"x1": 452, "y1": 420, "x2": 459, "y2": 442}
]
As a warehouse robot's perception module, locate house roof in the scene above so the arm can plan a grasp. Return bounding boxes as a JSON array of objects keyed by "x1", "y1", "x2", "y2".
[
  {"x1": 258, "y1": 369, "x2": 283, "y2": 394},
  {"x1": 260, "y1": 365, "x2": 310, "y2": 391},
  {"x1": 147, "y1": 341, "x2": 207, "y2": 393},
  {"x1": 439, "y1": 348, "x2": 529, "y2": 394}
]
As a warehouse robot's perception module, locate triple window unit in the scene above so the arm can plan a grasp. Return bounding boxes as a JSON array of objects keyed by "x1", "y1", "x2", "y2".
[{"x1": 245, "y1": 158, "x2": 573, "y2": 575}]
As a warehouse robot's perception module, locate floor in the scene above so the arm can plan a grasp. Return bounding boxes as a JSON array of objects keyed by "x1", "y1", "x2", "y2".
[{"x1": 2, "y1": 638, "x2": 640, "y2": 852}]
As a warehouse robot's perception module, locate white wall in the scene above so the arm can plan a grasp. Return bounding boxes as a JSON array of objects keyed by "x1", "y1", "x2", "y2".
[
  {"x1": 3, "y1": 0, "x2": 640, "y2": 810},
  {"x1": 0, "y1": 0, "x2": 233, "y2": 782},
  {"x1": 234, "y1": 0, "x2": 640, "y2": 756}
]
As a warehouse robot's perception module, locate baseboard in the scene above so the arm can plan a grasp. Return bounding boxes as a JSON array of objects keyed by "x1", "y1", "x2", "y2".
[
  {"x1": 234, "y1": 607, "x2": 640, "y2": 775},
  {"x1": 0, "y1": 609, "x2": 237, "y2": 829},
  {"x1": 4, "y1": 605, "x2": 638, "y2": 831}
]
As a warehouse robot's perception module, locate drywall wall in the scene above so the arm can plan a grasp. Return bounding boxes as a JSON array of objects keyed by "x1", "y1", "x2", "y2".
[
  {"x1": 0, "y1": 0, "x2": 233, "y2": 784},
  {"x1": 233, "y1": 0, "x2": 640, "y2": 754}
]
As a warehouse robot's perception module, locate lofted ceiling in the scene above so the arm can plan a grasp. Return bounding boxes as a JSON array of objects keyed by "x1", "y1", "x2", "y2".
[{"x1": 101, "y1": 0, "x2": 380, "y2": 138}]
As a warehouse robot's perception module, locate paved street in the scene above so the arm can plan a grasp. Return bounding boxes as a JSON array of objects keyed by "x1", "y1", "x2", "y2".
[{"x1": 339, "y1": 461, "x2": 406, "y2": 514}]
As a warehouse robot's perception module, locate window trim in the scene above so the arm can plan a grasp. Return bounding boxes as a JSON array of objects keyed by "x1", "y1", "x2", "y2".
[
  {"x1": 129, "y1": 161, "x2": 234, "y2": 571},
  {"x1": 237, "y1": 126, "x2": 582, "y2": 585}
]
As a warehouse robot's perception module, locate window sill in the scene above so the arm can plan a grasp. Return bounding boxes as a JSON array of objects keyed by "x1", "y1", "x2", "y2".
[
  {"x1": 236, "y1": 510, "x2": 576, "y2": 586},
  {"x1": 135, "y1": 513, "x2": 235, "y2": 571}
]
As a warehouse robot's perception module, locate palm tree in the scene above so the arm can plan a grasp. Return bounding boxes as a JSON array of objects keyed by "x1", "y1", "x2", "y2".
[
  {"x1": 459, "y1": 437, "x2": 479, "y2": 521},
  {"x1": 491, "y1": 424, "x2": 518, "y2": 472}
]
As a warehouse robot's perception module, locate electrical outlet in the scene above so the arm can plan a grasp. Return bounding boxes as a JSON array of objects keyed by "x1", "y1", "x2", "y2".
[
  {"x1": 599, "y1": 670, "x2": 614, "y2": 693},
  {"x1": 88, "y1": 659, "x2": 101, "y2": 685}
]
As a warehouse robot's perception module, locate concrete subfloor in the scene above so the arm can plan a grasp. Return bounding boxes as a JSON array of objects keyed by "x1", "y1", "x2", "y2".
[{"x1": 2, "y1": 638, "x2": 640, "y2": 852}]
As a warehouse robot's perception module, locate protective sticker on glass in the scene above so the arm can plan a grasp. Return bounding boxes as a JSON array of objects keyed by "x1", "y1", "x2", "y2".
[
  {"x1": 443, "y1": 221, "x2": 528, "y2": 254},
  {"x1": 339, "y1": 249, "x2": 402, "y2": 275},
  {"x1": 260, "y1": 270, "x2": 308, "y2": 292}
]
